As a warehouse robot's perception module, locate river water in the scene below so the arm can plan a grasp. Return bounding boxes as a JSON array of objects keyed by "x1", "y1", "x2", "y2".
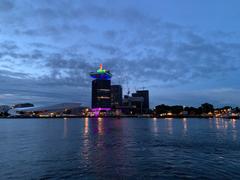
[{"x1": 0, "y1": 118, "x2": 240, "y2": 179}]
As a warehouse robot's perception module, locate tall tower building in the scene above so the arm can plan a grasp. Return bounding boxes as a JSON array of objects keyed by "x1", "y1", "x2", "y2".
[{"x1": 90, "y1": 64, "x2": 112, "y2": 109}]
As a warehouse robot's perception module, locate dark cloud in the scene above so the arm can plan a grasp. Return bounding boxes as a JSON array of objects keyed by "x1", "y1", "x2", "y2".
[
  {"x1": 103, "y1": 30, "x2": 118, "y2": 40},
  {"x1": 90, "y1": 43, "x2": 121, "y2": 55},
  {"x1": 0, "y1": 41, "x2": 18, "y2": 51},
  {"x1": 14, "y1": 24, "x2": 93, "y2": 37},
  {"x1": 0, "y1": 50, "x2": 44, "y2": 65},
  {"x1": 0, "y1": 68, "x2": 90, "y2": 105},
  {"x1": 0, "y1": 0, "x2": 14, "y2": 12},
  {"x1": 0, "y1": 69, "x2": 29, "y2": 79}
]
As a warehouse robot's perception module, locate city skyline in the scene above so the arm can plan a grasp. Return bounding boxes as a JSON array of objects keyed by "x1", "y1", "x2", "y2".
[{"x1": 1, "y1": 0, "x2": 240, "y2": 107}]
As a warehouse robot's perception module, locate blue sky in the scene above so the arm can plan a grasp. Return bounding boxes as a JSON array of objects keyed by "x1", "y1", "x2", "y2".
[{"x1": 0, "y1": 0, "x2": 240, "y2": 107}]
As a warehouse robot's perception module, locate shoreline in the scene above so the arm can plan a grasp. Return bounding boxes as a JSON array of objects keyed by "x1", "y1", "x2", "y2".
[{"x1": 0, "y1": 115, "x2": 238, "y2": 119}]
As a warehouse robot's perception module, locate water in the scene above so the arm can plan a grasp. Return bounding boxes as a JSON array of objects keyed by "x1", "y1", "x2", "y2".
[{"x1": 0, "y1": 118, "x2": 240, "y2": 179}]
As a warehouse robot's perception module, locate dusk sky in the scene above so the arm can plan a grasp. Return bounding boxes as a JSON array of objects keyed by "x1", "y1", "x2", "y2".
[{"x1": 0, "y1": 0, "x2": 240, "y2": 107}]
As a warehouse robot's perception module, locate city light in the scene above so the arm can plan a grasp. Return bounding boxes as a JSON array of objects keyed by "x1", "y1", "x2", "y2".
[{"x1": 90, "y1": 64, "x2": 112, "y2": 80}]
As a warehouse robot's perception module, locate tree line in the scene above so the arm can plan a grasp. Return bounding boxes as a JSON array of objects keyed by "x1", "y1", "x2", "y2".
[{"x1": 154, "y1": 103, "x2": 240, "y2": 116}]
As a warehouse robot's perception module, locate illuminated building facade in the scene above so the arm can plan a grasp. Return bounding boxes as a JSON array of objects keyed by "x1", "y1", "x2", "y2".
[{"x1": 90, "y1": 64, "x2": 112, "y2": 109}]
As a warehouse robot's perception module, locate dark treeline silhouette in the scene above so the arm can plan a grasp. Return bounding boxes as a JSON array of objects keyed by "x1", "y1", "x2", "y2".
[{"x1": 154, "y1": 103, "x2": 240, "y2": 117}]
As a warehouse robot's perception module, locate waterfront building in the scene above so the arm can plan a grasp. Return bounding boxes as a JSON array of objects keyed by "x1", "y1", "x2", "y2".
[
  {"x1": 90, "y1": 64, "x2": 112, "y2": 109},
  {"x1": 132, "y1": 90, "x2": 149, "y2": 113},
  {"x1": 0, "y1": 105, "x2": 10, "y2": 112},
  {"x1": 0, "y1": 105, "x2": 10, "y2": 115},
  {"x1": 13, "y1": 103, "x2": 34, "y2": 108},
  {"x1": 8, "y1": 103, "x2": 87, "y2": 117},
  {"x1": 122, "y1": 95, "x2": 144, "y2": 114},
  {"x1": 111, "y1": 85, "x2": 122, "y2": 108},
  {"x1": 120, "y1": 90, "x2": 150, "y2": 115}
]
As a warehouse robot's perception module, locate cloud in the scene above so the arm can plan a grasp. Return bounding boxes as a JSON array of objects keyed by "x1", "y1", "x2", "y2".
[
  {"x1": 90, "y1": 43, "x2": 121, "y2": 55},
  {"x1": 0, "y1": 69, "x2": 29, "y2": 79},
  {"x1": 0, "y1": 1, "x2": 240, "y2": 106},
  {"x1": 103, "y1": 30, "x2": 118, "y2": 40},
  {"x1": 0, "y1": 41, "x2": 18, "y2": 50},
  {"x1": 0, "y1": 0, "x2": 14, "y2": 12},
  {"x1": 0, "y1": 68, "x2": 90, "y2": 105}
]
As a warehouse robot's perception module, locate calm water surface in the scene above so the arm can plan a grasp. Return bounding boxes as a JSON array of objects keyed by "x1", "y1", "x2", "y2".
[{"x1": 0, "y1": 118, "x2": 240, "y2": 179}]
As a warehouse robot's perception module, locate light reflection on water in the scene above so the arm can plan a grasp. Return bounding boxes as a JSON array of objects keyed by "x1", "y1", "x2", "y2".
[
  {"x1": 232, "y1": 119, "x2": 237, "y2": 129},
  {"x1": 1, "y1": 118, "x2": 240, "y2": 179},
  {"x1": 84, "y1": 117, "x2": 89, "y2": 135},
  {"x1": 182, "y1": 118, "x2": 188, "y2": 135},
  {"x1": 97, "y1": 117, "x2": 104, "y2": 136},
  {"x1": 215, "y1": 118, "x2": 222, "y2": 129},
  {"x1": 231, "y1": 119, "x2": 237, "y2": 142},
  {"x1": 152, "y1": 118, "x2": 158, "y2": 133},
  {"x1": 82, "y1": 118, "x2": 90, "y2": 163},
  {"x1": 63, "y1": 118, "x2": 68, "y2": 138},
  {"x1": 166, "y1": 118, "x2": 173, "y2": 135}
]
